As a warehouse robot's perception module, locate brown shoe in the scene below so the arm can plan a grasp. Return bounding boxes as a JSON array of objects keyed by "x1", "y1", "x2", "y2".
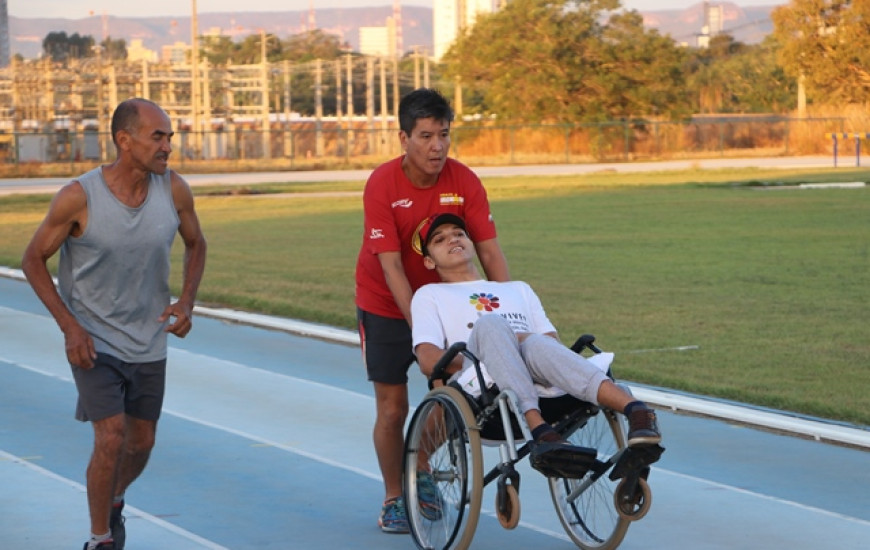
[{"x1": 627, "y1": 407, "x2": 661, "y2": 447}]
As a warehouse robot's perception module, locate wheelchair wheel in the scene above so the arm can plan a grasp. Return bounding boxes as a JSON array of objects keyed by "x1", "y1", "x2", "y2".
[
  {"x1": 548, "y1": 409, "x2": 631, "y2": 550},
  {"x1": 404, "y1": 386, "x2": 484, "y2": 550},
  {"x1": 496, "y1": 483, "x2": 521, "y2": 530},
  {"x1": 615, "y1": 476, "x2": 652, "y2": 521}
]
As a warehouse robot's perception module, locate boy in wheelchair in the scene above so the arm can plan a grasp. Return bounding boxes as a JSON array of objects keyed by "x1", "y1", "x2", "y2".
[{"x1": 410, "y1": 213, "x2": 662, "y2": 476}]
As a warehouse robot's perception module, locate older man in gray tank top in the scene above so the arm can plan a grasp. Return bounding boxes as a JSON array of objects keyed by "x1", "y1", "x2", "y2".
[{"x1": 22, "y1": 98, "x2": 207, "y2": 550}]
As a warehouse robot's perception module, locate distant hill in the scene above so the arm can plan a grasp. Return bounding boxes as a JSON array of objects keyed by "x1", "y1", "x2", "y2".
[
  {"x1": 8, "y1": 3, "x2": 776, "y2": 61},
  {"x1": 641, "y1": 2, "x2": 777, "y2": 45},
  {"x1": 8, "y1": 6, "x2": 433, "y2": 60}
]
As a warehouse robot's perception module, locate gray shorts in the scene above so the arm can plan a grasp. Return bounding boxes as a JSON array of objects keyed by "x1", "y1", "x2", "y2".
[{"x1": 71, "y1": 353, "x2": 167, "y2": 422}]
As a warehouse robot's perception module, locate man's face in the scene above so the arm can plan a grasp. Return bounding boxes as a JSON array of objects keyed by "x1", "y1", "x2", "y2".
[
  {"x1": 127, "y1": 103, "x2": 174, "y2": 175},
  {"x1": 400, "y1": 117, "x2": 450, "y2": 184}
]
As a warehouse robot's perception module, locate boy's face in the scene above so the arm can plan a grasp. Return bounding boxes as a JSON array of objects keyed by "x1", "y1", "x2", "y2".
[{"x1": 424, "y1": 223, "x2": 473, "y2": 270}]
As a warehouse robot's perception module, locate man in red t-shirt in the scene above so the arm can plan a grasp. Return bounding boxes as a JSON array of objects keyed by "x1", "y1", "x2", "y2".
[{"x1": 354, "y1": 88, "x2": 510, "y2": 533}]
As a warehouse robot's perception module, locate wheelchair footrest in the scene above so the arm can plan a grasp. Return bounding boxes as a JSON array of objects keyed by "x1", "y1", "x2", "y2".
[
  {"x1": 609, "y1": 444, "x2": 665, "y2": 481},
  {"x1": 529, "y1": 441, "x2": 598, "y2": 479}
]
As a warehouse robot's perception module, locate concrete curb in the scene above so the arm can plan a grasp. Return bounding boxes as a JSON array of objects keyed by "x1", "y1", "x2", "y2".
[{"x1": 2, "y1": 266, "x2": 867, "y2": 450}]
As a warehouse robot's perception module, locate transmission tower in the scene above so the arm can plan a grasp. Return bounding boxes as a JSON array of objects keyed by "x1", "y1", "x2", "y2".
[{"x1": 393, "y1": 0, "x2": 403, "y2": 58}]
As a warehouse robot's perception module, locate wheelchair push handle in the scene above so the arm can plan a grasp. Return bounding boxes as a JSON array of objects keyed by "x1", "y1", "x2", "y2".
[
  {"x1": 570, "y1": 334, "x2": 602, "y2": 355},
  {"x1": 429, "y1": 341, "x2": 467, "y2": 389}
]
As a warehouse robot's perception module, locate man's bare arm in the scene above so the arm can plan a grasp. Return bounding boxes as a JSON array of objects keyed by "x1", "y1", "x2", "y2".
[
  {"x1": 475, "y1": 238, "x2": 510, "y2": 282},
  {"x1": 21, "y1": 182, "x2": 97, "y2": 368},
  {"x1": 159, "y1": 171, "x2": 207, "y2": 338},
  {"x1": 378, "y1": 251, "x2": 413, "y2": 324}
]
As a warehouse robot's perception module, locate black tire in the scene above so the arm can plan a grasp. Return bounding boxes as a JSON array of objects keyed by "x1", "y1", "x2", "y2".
[{"x1": 404, "y1": 386, "x2": 484, "y2": 550}]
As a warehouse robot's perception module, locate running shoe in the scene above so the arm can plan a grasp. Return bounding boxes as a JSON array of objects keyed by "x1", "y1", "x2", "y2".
[
  {"x1": 110, "y1": 500, "x2": 125, "y2": 550},
  {"x1": 378, "y1": 496, "x2": 409, "y2": 534},
  {"x1": 82, "y1": 541, "x2": 115, "y2": 550},
  {"x1": 417, "y1": 471, "x2": 443, "y2": 521}
]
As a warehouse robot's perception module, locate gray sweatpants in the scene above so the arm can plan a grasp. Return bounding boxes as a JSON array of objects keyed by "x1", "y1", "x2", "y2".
[{"x1": 466, "y1": 314, "x2": 609, "y2": 414}]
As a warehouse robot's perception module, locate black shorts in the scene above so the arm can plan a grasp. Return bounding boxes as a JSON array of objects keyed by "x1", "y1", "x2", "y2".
[
  {"x1": 71, "y1": 353, "x2": 167, "y2": 423},
  {"x1": 357, "y1": 307, "x2": 415, "y2": 385}
]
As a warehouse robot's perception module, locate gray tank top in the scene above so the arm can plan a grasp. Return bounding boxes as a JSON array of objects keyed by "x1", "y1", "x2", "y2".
[{"x1": 58, "y1": 166, "x2": 179, "y2": 362}]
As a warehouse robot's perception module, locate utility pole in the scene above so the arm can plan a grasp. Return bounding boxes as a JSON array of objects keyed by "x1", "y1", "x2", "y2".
[
  {"x1": 379, "y1": 57, "x2": 388, "y2": 155},
  {"x1": 413, "y1": 46, "x2": 420, "y2": 89},
  {"x1": 366, "y1": 57, "x2": 375, "y2": 154},
  {"x1": 202, "y1": 59, "x2": 211, "y2": 157},
  {"x1": 283, "y1": 59, "x2": 291, "y2": 159},
  {"x1": 392, "y1": 56, "x2": 399, "y2": 124},
  {"x1": 346, "y1": 54, "x2": 354, "y2": 158},
  {"x1": 96, "y1": 45, "x2": 107, "y2": 161},
  {"x1": 191, "y1": 0, "x2": 200, "y2": 158},
  {"x1": 454, "y1": 0, "x2": 466, "y2": 115},
  {"x1": 334, "y1": 59, "x2": 342, "y2": 120},
  {"x1": 260, "y1": 30, "x2": 271, "y2": 159},
  {"x1": 393, "y1": 0, "x2": 403, "y2": 58},
  {"x1": 345, "y1": 54, "x2": 354, "y2": 120},
  {"x1": 315, "y1": 58, "x2": 323, "y2": 157},
  {"x1": 140, "y1": 59, "x2": 150, "y2": 99}
]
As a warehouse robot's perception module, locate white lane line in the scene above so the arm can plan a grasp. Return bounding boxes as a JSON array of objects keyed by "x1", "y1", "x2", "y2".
[
  {"x1": 625, "y1": 344, "x2": 700, "y2": 353},
  {"x1": 654, "y1": 467, "x2": 870, "y2": 527},
  {"x1": 3, "y1": 267, "x2": 869, "y2": 450},
  {"x1": 168, "y1": 347, "x2": 370, "y2": 402},
  {"x1": 0, "y1": 449, "x2": 230, "y2": 549},
  {"x1": 0, "y1": 351, "x2": 383, "y2": 483},
  {"x1": 4, "y1": 349, "x2": 868, "y2": 544},
  {"x1": 162, "y1": 408, "x2": 381, "y2": 482},
  {"x1": 0, "y1": 355, "x2": 72, "y2": 381}
]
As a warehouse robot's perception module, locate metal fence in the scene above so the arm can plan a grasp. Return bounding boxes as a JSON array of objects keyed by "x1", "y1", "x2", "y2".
[{"x1": 0, "y1": 115, "x2": 848, "y2": 168}]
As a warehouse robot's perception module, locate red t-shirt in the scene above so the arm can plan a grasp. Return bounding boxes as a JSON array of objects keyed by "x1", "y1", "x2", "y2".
[{"x1": 355, "y1": 156, "x2": 498, "y2": 319}]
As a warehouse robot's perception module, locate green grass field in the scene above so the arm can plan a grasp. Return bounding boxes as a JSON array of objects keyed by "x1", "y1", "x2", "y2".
[{"x1": 1, "y1": 166, "x2": 868, "y2": 426}]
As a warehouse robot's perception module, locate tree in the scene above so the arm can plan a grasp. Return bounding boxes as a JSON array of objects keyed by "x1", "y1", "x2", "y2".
[
  {"x1": 686, "y1": 34, "x2": 794, "y2": 113},
  {"x1": 201, "y1": 35, "x2": 236, "y2": 66},
  {"x1": 101, "y1": 37, "x2": 127, "y2": 61},
  {"x1": 42, "y1": 31, "x2": 96, "y2": 61},
  {"x1": 772, "y1": 0, "x2": 870, "y2": 105},
  {"x1": 233, "y1": 33, "x2": 283, "y2": 65},
  {"x1": 718, "y1": 37, "x2": 795, "y2": 113},
  {"x1": 281, "y1": 30, "x2": 344, "y2": 63},
  {"x1": 442, "y1": 0, "x2": 691, "y2": 123}
]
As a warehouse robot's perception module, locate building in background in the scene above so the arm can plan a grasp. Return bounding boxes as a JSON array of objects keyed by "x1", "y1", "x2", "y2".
[
  {"x1": 161, "y1": 41, "x2": 190, "y2": 64},
  {"x1": 697, "y1": 1, "x2": 725, "y2": 48},
  {"x1": 0, "y1": 0, "x2": 9, "y2": 67},
  {"x1": 433, "y1": 0, "x2": 507, "y2": 60},
  {"x1": 127, "y1": 39, "x2": 157, "y2": 63},
  {"x1": 359, "y1": 25, "x2": 392, "y2": 57}
]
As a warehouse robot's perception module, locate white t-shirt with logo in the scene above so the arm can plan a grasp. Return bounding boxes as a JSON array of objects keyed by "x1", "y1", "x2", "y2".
[
  {"x1": 412, "y1": 279, "x2": 556, "y2": 348},
  {"x1": 411, "y1": 280, "x2": 558, "y2": 393}
]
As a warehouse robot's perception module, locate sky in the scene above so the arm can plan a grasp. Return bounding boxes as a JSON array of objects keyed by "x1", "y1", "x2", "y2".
[{"x1": 8, "y1": 1, "x2": 786, "y2": 20}]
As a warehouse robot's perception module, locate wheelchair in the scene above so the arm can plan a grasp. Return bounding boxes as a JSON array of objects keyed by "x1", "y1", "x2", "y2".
[{"x1": 402, "y1": 335, "x2": 663, "y2": 550}]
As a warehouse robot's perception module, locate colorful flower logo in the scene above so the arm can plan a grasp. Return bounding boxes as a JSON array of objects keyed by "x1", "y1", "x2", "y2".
[{"x1": 469, "y1": 292, "x2": 500, "y2": 312}]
